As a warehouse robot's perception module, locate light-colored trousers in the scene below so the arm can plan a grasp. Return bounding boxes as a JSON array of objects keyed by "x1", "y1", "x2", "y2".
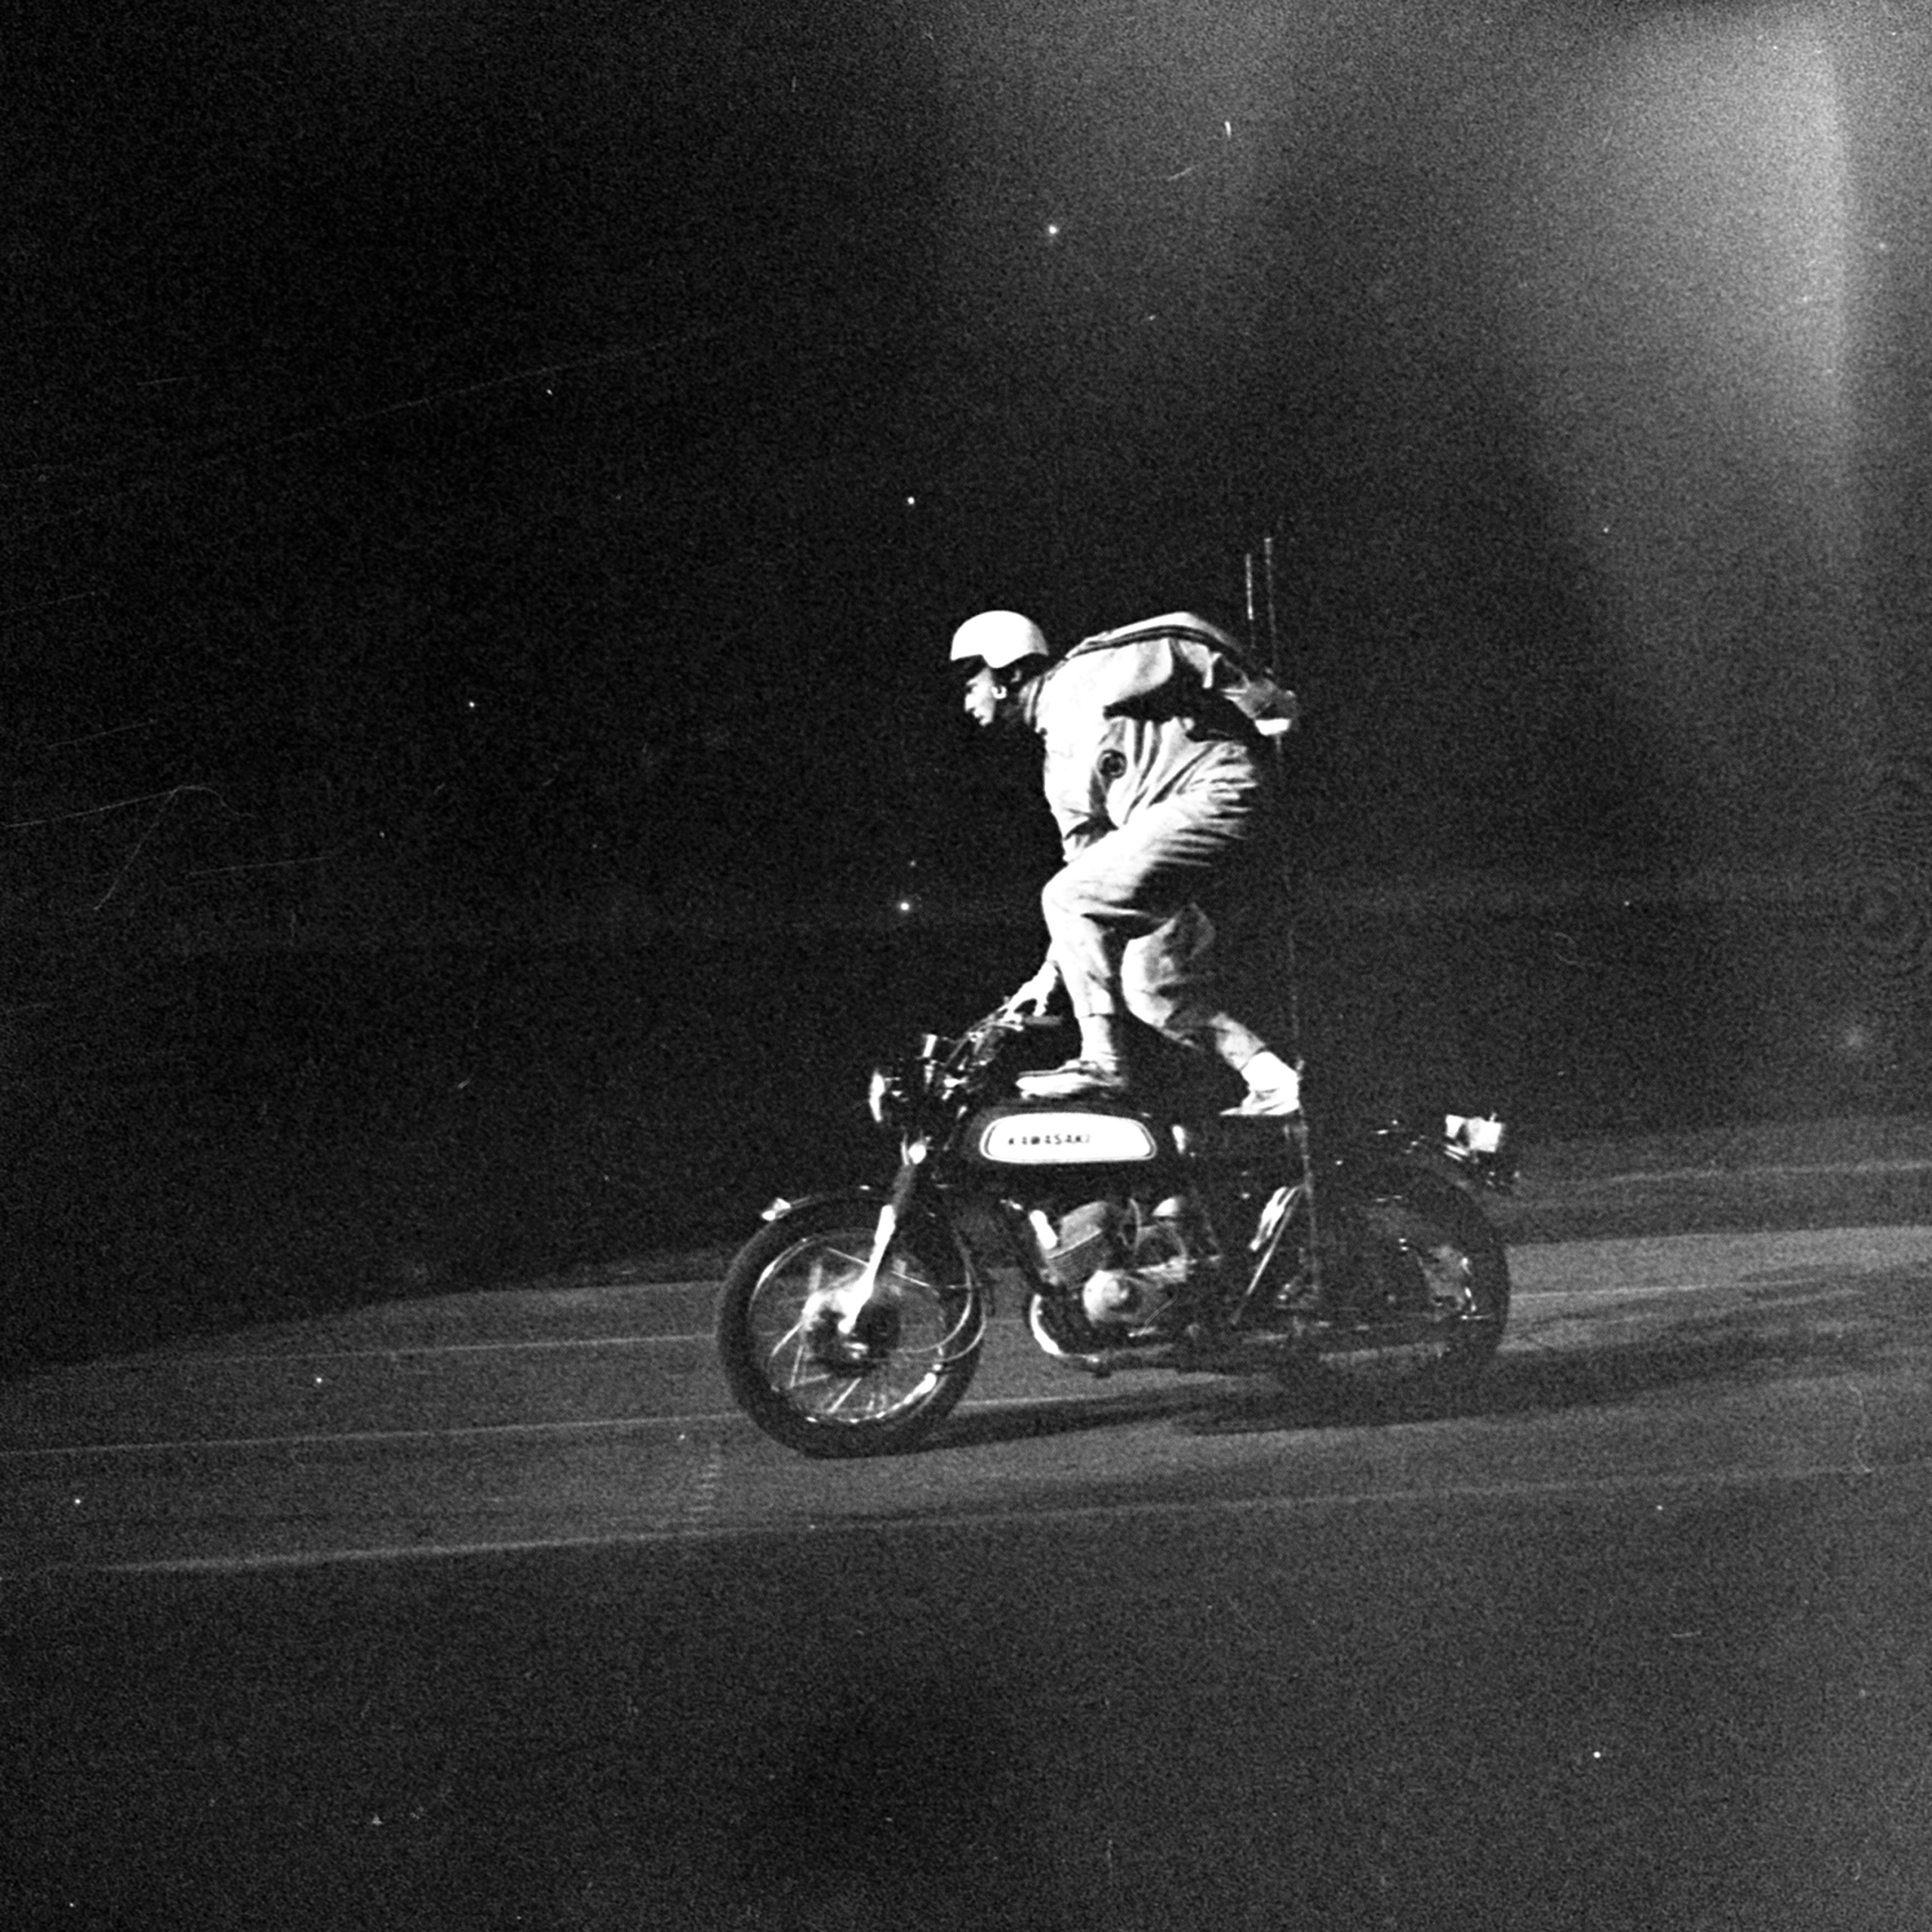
[{"x1": 1041, "y1": 782, "x2": 1281, "y2": 1071}]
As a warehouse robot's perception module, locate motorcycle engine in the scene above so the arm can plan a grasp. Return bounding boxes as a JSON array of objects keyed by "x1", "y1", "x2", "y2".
[
  {"x1": 1035, "y1": 1197, "x2": 1195, "y2": 1330},
  {"x1": 1037, "y1": 1199, "x2": 1121, "y2": 1292}
]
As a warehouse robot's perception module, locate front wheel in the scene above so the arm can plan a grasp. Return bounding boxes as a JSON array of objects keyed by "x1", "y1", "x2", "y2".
[
  {"x1": 1297, "y1": 1163, "x2": 1509, "y2": 1405},
  {"x1": 716, "y1": 1195, "x2": 985, "y2": 1457}
]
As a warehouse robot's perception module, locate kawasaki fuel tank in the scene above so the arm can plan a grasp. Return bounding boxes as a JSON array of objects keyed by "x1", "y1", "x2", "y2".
[{"x1": 960, "y1": 1097, "x2": 1173, "y2": 1171}]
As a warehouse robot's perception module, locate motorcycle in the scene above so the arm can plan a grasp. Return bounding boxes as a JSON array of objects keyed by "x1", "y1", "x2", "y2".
[{"x1": 716, "y1": 1001, "x2": 1515, "y2": 1458}]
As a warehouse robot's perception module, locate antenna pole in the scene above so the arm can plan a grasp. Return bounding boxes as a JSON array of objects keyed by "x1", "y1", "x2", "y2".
[
  {"x1": 1258, "y1": 527, "x2": 1315, "y2": 1269},
  {"x1": 1263, "y1": 533, "x2": 1282, "y2": 684}
]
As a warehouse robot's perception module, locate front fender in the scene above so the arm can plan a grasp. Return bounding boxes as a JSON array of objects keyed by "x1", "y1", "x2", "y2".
[
  {"x1": 755, "y1": 1186, "x2": 986, "y2": 1300},
  {"x1": 758, "y1": 1184, "x2": 888, "y2": 1225}
]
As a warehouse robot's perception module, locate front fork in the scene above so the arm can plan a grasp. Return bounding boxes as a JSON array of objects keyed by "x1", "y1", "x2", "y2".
[{"x1": 820, "y1": 1138, "x2": 931, "y2": 1336}]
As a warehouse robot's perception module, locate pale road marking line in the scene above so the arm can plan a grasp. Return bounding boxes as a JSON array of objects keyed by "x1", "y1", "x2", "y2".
[
  {"x1": 4, "y1": 1383, "x2": 1164, "y2": 1460},
  {"x1": 28, "y1": 1451, "x2": 1932, "y2": 1581},
  {"x1": 1515, "y1": 1281, "x2": 1787, "y2": 1303},
  {"x1": 0, "y1": 1391, "x2": 1118, "y2": 1463},
  {"x1": 2, "y1": 1381, "x2": 1235, "y2": 1460},
  {"x1": 1571, "y1": 1158, "x2": 1932, "y2": 1188},
  {"x1": 84, "y1": 1332, "x2": 710, "y2": 1369},
  {"x1": 0, "y1": 1411, "x2": 724, "y2": 1463}
]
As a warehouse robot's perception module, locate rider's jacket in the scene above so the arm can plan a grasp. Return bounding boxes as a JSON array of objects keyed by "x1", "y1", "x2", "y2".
[{"x1": 1017, "y1": 613, "x2": 1297, "y2": 856}]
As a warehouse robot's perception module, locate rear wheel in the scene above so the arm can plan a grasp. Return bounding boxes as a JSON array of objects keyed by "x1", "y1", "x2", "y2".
[
  {"x1": 716, "y1": 1196, "x2": 984, "y2": 1457},
  {"x1": 1300, "y1": 1164, "x2": 1509, "y2": 1404}
]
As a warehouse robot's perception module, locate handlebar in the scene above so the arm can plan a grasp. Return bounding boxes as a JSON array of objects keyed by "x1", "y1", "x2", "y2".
[{"x1": 941, "y1": 1003, "x2": 1063, "y2": 1077}]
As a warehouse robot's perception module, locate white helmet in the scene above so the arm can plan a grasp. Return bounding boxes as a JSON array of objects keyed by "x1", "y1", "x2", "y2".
[{"x1": 949, "y1": 610, "x2": 1048, "y2": 671}]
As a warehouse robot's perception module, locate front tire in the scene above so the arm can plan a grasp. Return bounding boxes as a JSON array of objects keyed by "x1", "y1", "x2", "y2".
[{"x1": 716, "y1": 1195, "x2": 985, "y2": 1457}]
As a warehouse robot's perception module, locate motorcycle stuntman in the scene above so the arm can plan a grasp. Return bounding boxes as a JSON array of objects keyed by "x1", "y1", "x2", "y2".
[{"x1": 952, "y1": 607, "x2": 1302, "y2": 1117}]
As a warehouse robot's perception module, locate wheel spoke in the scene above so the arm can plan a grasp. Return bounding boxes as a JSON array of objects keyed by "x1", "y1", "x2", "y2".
[
  {"x1": 822, "y1": 1377, "x2": 866, "y2": 1417},
  {"x1": 740, "y1": 1224, "x2": 968, "y2": 1430}
]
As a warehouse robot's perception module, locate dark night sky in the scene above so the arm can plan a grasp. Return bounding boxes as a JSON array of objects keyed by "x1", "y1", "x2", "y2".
[{"x1": 8, "y1": 0, "x2": 1932, "y2": 931}]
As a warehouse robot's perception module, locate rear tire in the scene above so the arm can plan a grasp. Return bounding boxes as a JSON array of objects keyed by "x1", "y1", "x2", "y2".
[
  {"x1": 716, "y1": 1195, "x2": 984, "y2": 1457},
  {"x1": 1301, "y1": 1163, "x2": 1509, "y2": 1405}
]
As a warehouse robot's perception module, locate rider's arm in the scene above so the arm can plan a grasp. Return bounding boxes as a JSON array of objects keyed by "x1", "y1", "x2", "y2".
[
  {"x1": 1006, "y1": 954, "x2": 1060, "y2": 1015},
  {"x1": 1044, "y1": 760, "x2": 1111, "y2": 857},
  {"x1": 1173, "y1": 636, "x2": 1299, "y2": 737}
]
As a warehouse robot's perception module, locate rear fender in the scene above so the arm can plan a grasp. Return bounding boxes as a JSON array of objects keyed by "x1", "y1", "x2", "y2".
[{"x1": 1330, "y1": 1120, "x2": 1516, "y2": 1201}]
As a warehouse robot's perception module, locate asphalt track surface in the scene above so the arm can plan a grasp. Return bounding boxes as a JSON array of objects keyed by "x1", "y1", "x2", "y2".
[{"x1": 11, "y1": 1127, "x2": 1932, "y2": 1930}]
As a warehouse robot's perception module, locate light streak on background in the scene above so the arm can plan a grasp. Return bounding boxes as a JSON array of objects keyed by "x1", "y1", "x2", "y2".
[{"x1": 1504, "y1": 8, "x2": 1863, "y2": 875}]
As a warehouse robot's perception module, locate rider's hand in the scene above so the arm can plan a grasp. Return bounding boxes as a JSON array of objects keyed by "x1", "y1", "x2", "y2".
[{"x1": 1004, "y1": 965, "x2": 1060, "y2": 1020}]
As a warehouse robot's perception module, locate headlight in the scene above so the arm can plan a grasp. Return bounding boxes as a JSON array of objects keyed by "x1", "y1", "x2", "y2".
[
  {"x1": 869, "y1": 1063, "x2": 919, "y2": 1130},
  {"x1": 868, "y1": 1048, "x2": 937, "y2": 1132}
]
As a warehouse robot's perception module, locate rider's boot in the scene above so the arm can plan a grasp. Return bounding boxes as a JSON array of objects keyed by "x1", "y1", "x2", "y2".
[
  {"x1": 1222, "y1": 1048, "x2": 1301, "y2": 1118},
  {"x1": 1018, "y1": 1014, "x2": 1129, "y2": 1100}
]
